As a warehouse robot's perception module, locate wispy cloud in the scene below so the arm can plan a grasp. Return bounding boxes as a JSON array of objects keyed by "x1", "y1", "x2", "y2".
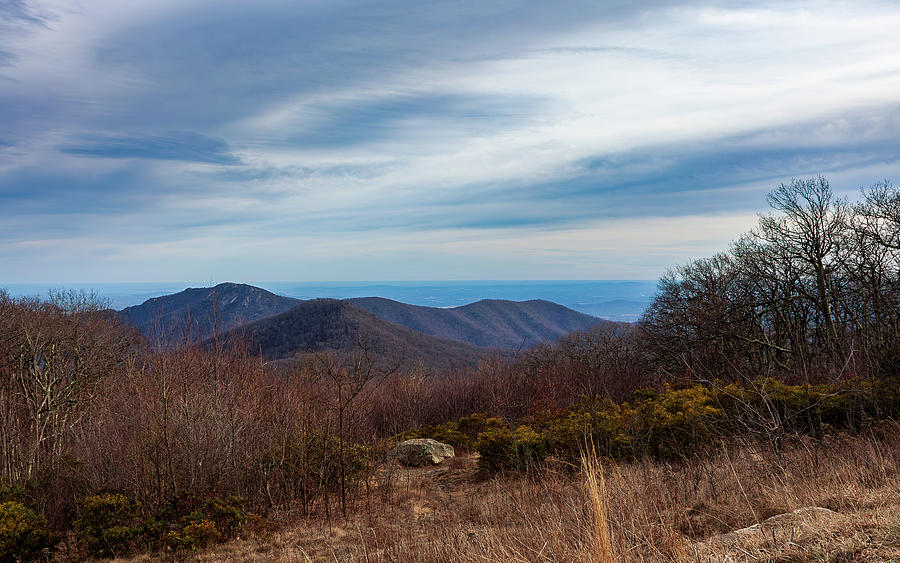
[
  {"x1": 1, "y1": 0, "x2": 900, "y2": 282},
  {"x1": 275, "y1": 92, "x2": 546, "y2": 148},
  {"x1": 61, "y1": 132, "x2": 240, "y2": 164},
  {"x1": 0, "y1": 0, "x2": 48, "y2": 66}
]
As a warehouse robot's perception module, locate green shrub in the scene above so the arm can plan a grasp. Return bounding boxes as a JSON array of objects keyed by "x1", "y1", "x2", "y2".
[
  {"x1": 126, "y1": 495, "x2": 249, "y2": 553},
  {"x1": 164, "y1": 517, "x2": 220, "y2": 552},
  {"x1": 202, "y1": 496, "x2": 246, "y2": 540},
  {"x1": 717, "y1": 378, "x2": 866, "y2": 434},
  {"x1": 475, "y1": 426, "x2": 515, "y2": 473},
  {"x1": 423, "y1": 422, "x2": 469, "y2": 451},
  {"x1": 0, "y1": 501, "x2": 55, "y2": 562},
  {"x1": 511, "y1": 425, "x2": 547, "y2": 470},
  {"x1": 543, "y1": 406, "x2": 633, "y2": 464},
  {"x1": 74, "y1": 492, "x2": 139, "y2": 558},
  {"x1": 456, "y1": 414, "x2": 505, "y2": 449},
  {"x1": 631, "y1": 384, "x2": 724, "y2": 459},
  {"x1": 475, "y1": 424, "x2": 547, "y2": 473},
  {"x1": 0, "y1": 480, "x2": 29, "y2": 505},
  {"x1": 405, "y1": 378, "x2": 900, "y2": 474}
]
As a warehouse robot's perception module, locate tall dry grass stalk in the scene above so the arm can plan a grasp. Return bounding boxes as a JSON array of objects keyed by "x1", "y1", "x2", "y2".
[{"x1": 581, "y1": 446, "x2": 617, "y2": 563}]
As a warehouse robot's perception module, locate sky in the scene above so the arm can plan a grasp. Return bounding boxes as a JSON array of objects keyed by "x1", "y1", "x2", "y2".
[{"x1": 2, "y1": 0, "x2": 900, "y2": 283}]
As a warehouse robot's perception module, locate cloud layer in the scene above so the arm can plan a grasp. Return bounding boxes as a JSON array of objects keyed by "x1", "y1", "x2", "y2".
[{"x1": 2, "y1": 0, "x2": 900, "y2": 282}]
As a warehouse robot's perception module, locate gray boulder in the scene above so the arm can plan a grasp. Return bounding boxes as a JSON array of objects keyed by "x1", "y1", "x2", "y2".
[{"x1": 393, "y1": 438, "x2": 455, "y2": 466}]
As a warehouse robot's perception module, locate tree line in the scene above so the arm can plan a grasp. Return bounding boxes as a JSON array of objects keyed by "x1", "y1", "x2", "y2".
[{"x1": 643, "y1": 176, "x2": 900, "y2": 384}]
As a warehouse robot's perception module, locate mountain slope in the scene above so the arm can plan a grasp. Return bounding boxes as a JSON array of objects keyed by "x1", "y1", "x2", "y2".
[
  {"x1": 119, "y1": 282, "x2": 300, "y2": 342},
  {"x1": 228, "y1": 299, "x2": 498, "y2": 370},
  {"x1": 349, "y1": 297, "x2": 609, "y2": 349}
]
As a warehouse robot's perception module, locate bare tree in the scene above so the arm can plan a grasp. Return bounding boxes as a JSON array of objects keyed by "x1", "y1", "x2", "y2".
[
  {"x1": 756, "y1": 176, "x2": 851, "y2": 364},
  {"x1": 312, "y1": 341, "x2": 397, "y2": 517}
]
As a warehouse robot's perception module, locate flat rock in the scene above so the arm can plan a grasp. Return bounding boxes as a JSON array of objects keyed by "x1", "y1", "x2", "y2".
[
  {"x1": 393, "y1": 438, "x2": 455, "y2": 466},
  {"x1": 710, "y1": 506, "x2": 843, "y2": 547}
]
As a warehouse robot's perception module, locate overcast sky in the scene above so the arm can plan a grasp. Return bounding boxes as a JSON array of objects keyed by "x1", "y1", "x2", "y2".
[{"x1": 2, "y1": 0, "x2": 900, "y2": 283}]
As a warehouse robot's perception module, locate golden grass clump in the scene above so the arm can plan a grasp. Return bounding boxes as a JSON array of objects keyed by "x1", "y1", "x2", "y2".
[{"x1": 582, "y1": 446, "x2": 617, "y2": 563}]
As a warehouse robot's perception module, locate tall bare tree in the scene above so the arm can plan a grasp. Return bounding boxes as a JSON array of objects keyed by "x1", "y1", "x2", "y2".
[{"x1": 756, "y1": 176, "x2": 851, "y2": 362}]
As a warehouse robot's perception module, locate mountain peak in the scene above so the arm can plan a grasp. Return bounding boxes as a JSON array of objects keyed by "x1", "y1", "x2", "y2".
[{"x1": 119, "y1": 283, "x2": 301, "y2": 342}]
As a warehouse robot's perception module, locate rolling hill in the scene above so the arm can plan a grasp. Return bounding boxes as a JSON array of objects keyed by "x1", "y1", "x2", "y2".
[
  {"x1": 349, "y1": 297, "x2": 609, "y2": 349},
  {"x1": 223, "y1": 299, "x2": 499, "y2": 370}
]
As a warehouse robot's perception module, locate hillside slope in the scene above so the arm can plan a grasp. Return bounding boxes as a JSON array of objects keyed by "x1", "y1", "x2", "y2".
[
  {"x1": 228, "y1": 299, "x2": 499, "y2": 370},
  {"x1": 120, "y1": 282, "x2": 300, "y2": 342},
  {"x1": 349, "y1": 297, "x2": 608, "y2": 349}
]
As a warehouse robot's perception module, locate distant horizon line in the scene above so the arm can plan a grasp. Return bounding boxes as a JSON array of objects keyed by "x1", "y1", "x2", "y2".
[{"x1": 2, "y1": 279, "x2": 657, "y2": 319}]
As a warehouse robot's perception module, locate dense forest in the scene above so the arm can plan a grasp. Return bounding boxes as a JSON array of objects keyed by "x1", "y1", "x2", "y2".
[{"x1": 1, "y1": 176, "x2": 899, "y2": 561}]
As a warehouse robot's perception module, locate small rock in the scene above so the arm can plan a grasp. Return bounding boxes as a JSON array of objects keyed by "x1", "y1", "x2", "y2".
[{"x1": 393, "y1": 438, "x2": 455, "y2": 466}]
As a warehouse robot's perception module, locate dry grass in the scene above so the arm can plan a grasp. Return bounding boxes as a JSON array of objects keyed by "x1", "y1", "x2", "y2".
[
  {"x1": 127, "y1": 425, "x2": 900, "y2": 562},
  {"x1": 582, "y1": 447, "x2": 617, "y2": 563}
]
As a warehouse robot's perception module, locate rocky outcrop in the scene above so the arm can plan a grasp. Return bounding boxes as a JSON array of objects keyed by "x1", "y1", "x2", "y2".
[
  {"x1": 393, "y1": 439, "x2": 455, "y2": 466},
  {"x1": 697, "y1": 506, "x2": 846, "y2": 558},
  {"x1": 713, "y1": 506, "x2": 839, "y2": 545}
]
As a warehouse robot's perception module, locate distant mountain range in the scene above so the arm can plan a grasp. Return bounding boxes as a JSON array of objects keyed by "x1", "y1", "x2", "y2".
[
  {"x1": 225, "y1": 298, "x2": 496, "y2": 370},
  {"x1": 349, "y1": 296, "x2": 609, "y2": 349},
  {"x1": 118, "y1": 282, "x2": 613, "y2": 367}
]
